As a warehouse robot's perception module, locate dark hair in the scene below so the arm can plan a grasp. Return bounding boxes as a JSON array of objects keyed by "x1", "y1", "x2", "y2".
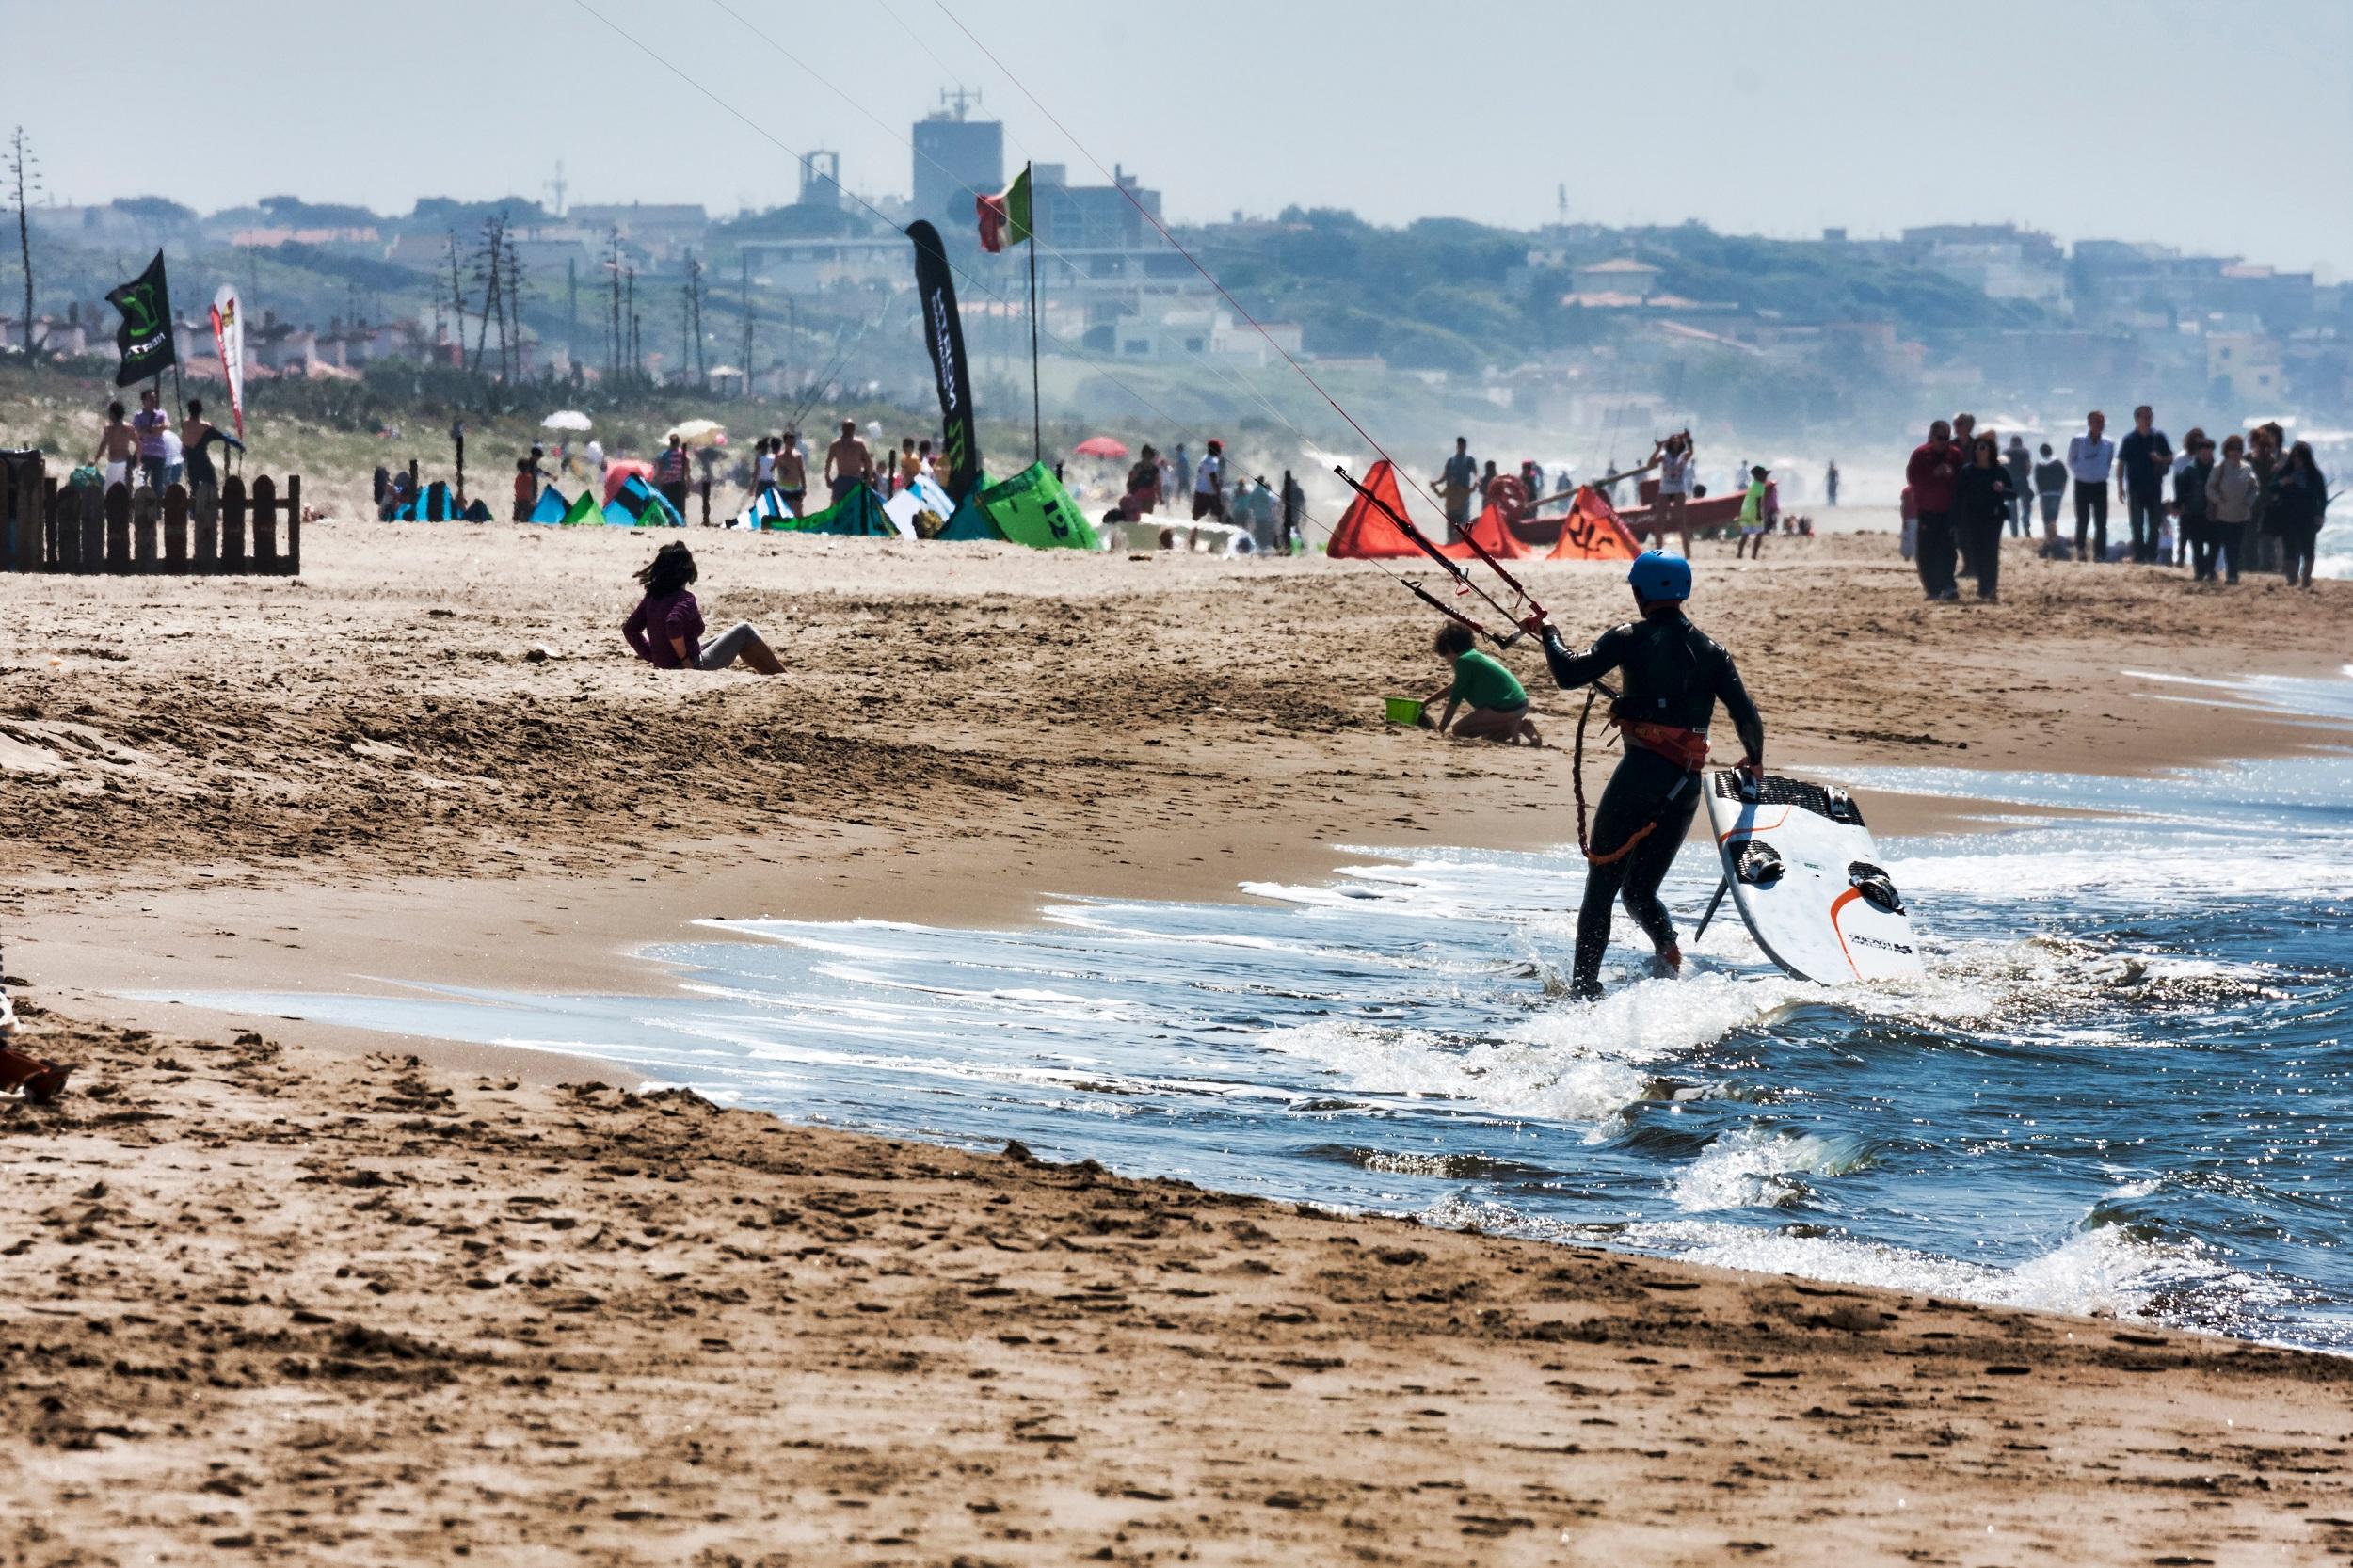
[
  {"x1": 188, "y1": 397, "x2": 204, "y2": 417},
  {"x1": 1973, "y1": 436, "x2": 1997, "y2": 459},
  {"x1": 2182, "y1": 426, "x2": 2206, "y2": 453},
  {"x1": 2040, "y1": 442, "x2": 2053, "y2": 456},
  {"x1": 1433, "y1": 622, "x2": 1473, "y2": 657},
  {"x1": 633, "y1": 540, "x2": 697, "y2": 597},
  {"x1": 107, "y1": 400, "x2": 124, "y2": 420},
  {"x1": 2287, "y1": 440, "x2": 2319, "y2": 475}
]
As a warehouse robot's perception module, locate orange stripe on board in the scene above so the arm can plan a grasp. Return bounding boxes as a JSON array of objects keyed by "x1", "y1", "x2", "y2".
[
  {"x1": 1828, "y1": 887, "x2": 1865, "y2": 980},
  {"x1": 1717, "y1": 808, "x2": 1790, "y2": 845}
]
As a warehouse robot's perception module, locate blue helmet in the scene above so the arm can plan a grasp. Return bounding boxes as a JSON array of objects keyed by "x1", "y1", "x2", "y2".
[{"x1": 1626, "y1": 550, "x2": 1692, "y2": 603}]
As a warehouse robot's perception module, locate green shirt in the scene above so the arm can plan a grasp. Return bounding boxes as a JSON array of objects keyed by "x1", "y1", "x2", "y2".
[
  {"x1": 1450, "y1": 648, "x2": 1526, "y2": 712},
  {"x1": 1739, "y1": 478, "x2": 1767, "y2": 525}
]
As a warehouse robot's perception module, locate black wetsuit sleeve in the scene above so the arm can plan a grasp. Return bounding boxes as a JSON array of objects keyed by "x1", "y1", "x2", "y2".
[
  {"x1": 1540, "y1": 625, "x2": 1628, "y2": 690},
  {"x1": 1716, "y1": 651, "x2": 1766, "y2": 766}
]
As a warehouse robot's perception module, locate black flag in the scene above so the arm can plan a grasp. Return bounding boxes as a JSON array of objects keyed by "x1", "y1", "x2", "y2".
[
  {"x1": 905, "y1": 220, "x2": 980, "y2": 504},
  {"x1": 106, "y1": 249, "x2": 176, "y2": 388}
]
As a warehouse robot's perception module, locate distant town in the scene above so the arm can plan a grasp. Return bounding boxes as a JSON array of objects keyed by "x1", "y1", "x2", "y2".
[{"x1": 5, "y1": 91, "x2": 2345, "y2": 444}]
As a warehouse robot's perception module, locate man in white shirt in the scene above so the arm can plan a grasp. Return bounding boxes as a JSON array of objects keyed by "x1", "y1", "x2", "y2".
[
  {"x1": 584, "y1": 438, "x2": 607, "y2": 482},
  {"x1": 2065, "y1": 411, "x2": 2115, "y2": 563},
  {"x1": 1192, "y1": 439, "x2": 1225, "y2": 521}
]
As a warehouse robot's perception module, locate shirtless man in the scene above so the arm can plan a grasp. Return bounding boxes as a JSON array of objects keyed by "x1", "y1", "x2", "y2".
[
  {"x1": 775, "y1": 430, "x2": 808, "y2": 515},
  {"x1": 824, "y1": 419, "x2": 872, "y2": 505},
  {"x1": 92, "y1": 400, "x2": 139, "y2": 489}
]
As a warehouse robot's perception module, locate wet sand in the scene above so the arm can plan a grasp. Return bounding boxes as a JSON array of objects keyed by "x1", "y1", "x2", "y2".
[{"x1": 5, "y1": 521, "x2": 2352, "y2": 1562}]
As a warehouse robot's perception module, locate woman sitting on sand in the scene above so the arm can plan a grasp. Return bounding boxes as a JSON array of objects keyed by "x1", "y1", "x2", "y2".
[
  {"x1": 622, "y1": 542, "x2": 785, "y2": 675},
  {"x1": 1423, "y1": 622, "x2": 1541, "y2": 745}
]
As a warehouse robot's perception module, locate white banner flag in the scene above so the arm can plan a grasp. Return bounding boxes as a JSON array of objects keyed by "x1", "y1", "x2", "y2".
[{"x1": 209, "y1": 284, "x2": 245, "y2": 440}]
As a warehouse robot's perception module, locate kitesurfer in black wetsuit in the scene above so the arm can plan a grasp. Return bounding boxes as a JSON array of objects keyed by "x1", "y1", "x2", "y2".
[{"x1": 1524, "y1": 551, "x2": 1766, "y2": 1000}]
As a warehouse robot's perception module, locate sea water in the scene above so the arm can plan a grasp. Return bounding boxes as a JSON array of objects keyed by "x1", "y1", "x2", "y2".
[{"x1": 155, "y1": 671, "x2": 2353, "y2": 1352}]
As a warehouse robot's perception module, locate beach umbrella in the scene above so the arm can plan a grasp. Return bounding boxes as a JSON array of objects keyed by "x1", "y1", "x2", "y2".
[
  {"x1": 1073, "y1": 435, "x2": 1128, "y2": 459},
  {"x1": 542, "y1": 409, "x2": 593, "y2": 432},
  {"x1": 665, "y1": 418, "x2": 728, "y2": 447}
]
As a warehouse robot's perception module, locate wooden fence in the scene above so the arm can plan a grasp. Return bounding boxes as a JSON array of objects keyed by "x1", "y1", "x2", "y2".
[{"x1": 0, "y1": 453, "x2": 299, "y2": 576}]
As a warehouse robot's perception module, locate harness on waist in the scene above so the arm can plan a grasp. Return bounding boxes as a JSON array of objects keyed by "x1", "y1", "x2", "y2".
[{"x1": 1614, "y1": 714, "x2": 1710, "y2": 772}]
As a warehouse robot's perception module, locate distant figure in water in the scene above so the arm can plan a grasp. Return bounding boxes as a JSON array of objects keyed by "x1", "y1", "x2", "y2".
[
  {"x1": 1422, "y1": 621, "x2": 1540, "y2": 745},
  {"x1": 1528, "y1": 552, "x2": 1764, "y2": 1000},
  {"x1": 623, "y1": 541, "x2": 784, "y2": 674}
]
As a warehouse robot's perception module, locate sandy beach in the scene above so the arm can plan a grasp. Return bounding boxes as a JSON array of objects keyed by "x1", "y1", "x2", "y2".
[{"x1": 7, "y1": 521, "x2": 2353, "y2": 1564}]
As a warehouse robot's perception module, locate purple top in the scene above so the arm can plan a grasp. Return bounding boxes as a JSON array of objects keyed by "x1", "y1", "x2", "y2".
[
  {"x1": 132, "y1": 408, "x2": 169, "y2": 459},
  {"x1": 623, "y1": 588, "x2": 703, "y2": 669}
]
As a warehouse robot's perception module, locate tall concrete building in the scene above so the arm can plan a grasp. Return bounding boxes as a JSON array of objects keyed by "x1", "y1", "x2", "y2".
[{"x1": 911, "y1": 88, "x2": 1003, "y2": 232}]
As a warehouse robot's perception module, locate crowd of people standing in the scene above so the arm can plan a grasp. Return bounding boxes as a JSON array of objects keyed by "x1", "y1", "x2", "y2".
[{"x1": 1906, "y1": 405, "x2": 2330, "y2": 599}]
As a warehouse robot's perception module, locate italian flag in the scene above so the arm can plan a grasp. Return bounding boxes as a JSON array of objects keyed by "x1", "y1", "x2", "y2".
[{"x1": 975, "y1": 165, "x2": 1032, "y2": 253}]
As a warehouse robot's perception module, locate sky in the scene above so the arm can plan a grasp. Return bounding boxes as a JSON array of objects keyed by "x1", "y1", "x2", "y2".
[{"x1": 7, "y1": 0, "x2": 2352, "y2": 275}]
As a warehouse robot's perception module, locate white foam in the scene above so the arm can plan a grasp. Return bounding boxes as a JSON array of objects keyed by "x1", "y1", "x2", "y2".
[{"x1": 1669, "y1": 1126, "x2": 1875, "y2": 1211}]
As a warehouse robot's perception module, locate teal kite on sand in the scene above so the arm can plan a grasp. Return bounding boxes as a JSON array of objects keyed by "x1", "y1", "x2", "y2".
[
  {"x1": 602, "y1": 472, "x2": 683, "y2": 528},
  {"x1": 527, "y1": 486, "x2": 570, "y2": 524},
  {"x1": 788, "y1": 484, "x2": 897, "y2": 536}
]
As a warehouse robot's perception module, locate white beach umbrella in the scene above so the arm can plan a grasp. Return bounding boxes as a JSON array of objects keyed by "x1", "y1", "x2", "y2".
[{"x1": 542, "y1": 409, "x2": 593, "y2": 432}]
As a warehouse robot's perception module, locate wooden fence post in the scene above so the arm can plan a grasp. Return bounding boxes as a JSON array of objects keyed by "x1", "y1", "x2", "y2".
[
  {"x1": 193, "y1": 487, "x2": 218, "y2": 570},
  {"x1": 104, "y1": 485, "x2": 131, "y2": 575},
  {"x1": 52, "y1": 484, "x2": 75, "y2": 573},
  {"x1": 222, "y1": 476, "x2": 247, "y2": 570},
  {"x1": 78, "y1": 484, "x2": 102, "y2": 573},
  {"x1": 8, "y1": 456, "x2": 44, "y2": 572},
  {"x1": 133, "y1": 488, "x2": 159, "y2": 569},
  {"x1": 285, "y1": 475, "x2": 300, "y2": 575},
  {"x1": 40, "y1": 477, "x2": 59, "y2": 572},
  {"x1": 250, "y1": 476, "x2": 278, "y2": 571},
  {"x1": 163, "y1": 485, "x2": 188, "y2": 572}
]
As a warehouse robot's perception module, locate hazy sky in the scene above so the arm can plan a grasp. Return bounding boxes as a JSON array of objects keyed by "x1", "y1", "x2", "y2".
[{"x1": 8, "y1": 0, "x2": 2351, "y2": 274}]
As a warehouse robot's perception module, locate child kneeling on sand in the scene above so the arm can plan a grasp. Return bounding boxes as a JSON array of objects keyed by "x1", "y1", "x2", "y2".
[
  {"x1": 1425, "y1": 622, "x2": 1540, "y2": 744},
  {"x1": 623, "y1": 541, "x2": 785, "y2": 674}
]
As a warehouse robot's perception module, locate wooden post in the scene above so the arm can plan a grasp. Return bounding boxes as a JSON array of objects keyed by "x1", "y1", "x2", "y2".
[
  {"x1": 699, "y1": 478, "x2": 711, "y2": 527},
  {"x1": 78, "y1": 484, "x2": 103, "y2": 574},
  {"x1": 250, "y1": 475, "x2": 278, "y2": 571},
  {"x1": 285, "y1": 475, "x2": 300, "y2": 575},
  {"x1": 222, "y1": 475, "x2": 247, "y2": 570},
  {"x1": 193, "y1": 486, "x2": 218, "y2": 571},
  {"x1": 40, "y1": 477, "x2": 59, "y2": 572},
  {"x1": 133, "y1": 488, "x2": 159, "y2": 569},
  {"x1": 163, "y1": 484, "x2": 188, "y2": 572},
  {"x1": 104, "y1": 484, "x2": 132, "y2": 575},
  {"x1": 8, "y1": 455, "x2": 43, "y2": 571}
]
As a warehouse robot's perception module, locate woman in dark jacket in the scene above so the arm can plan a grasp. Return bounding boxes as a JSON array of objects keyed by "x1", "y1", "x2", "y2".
[
  {"x1": 2266, "y1": 441, "x2": 2328, "y2": 589},
  {"x1": 1954, "y1": 435, "x2": 2013, "y2": 602}
]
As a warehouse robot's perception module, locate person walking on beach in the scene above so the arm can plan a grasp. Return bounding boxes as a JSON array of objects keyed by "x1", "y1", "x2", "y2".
[
  {"x1": 1280, "y1": 469, "x2": 1305, "y2": 554},
  {"x1": 1906, "y1": 419, "x2": 1963, "y2": 600},
  {"x1": 1422, "y1": 622, "x2": 1540, "y2": 745},
  {"x1": 1956, "y1": 435, "x2": 2013, "y2": 602},
  {"x1": 752, "y1": 436, "x2": 776, "y2": 503},
  {"x1": 1651, "y1": 431, "x2": 1696, "y2": 557},
  {"x1": 2247, "y1": 423, "x2": 2284, "y2": 575},
  {"x1": 2118, "y1": 405, "x2": 2173, "y2": 565},
  {"x1": 2174, "y1": 429, "x2": 2216, "y2": 582},
  {"x1": 2003, "y1": 435, "x2": 2033, "y2": 538},
  {"x1": 1439, "y1": 436, "x2": 1479, "y2": 542},
  {"x1": 1735, "y1": 465, "x2": 1770, "y2": 559},
  {"x1": 1171, "y1": 443, "x2": 1193, "y2": 503},
  {"x1": 1948, "y1": 415, "x2": 1978, "y2": 576},
  {"x1": 824, "y1": 419, "x2": 872, "y2": 505},
  {"x1": 2266, "y1": 441, "x2": 2329, "y2": 590},
  {"x1": 775, "y1": 429, "x2": 807, "y2": 516},
  {"x1": 1825, "y1": 460, "x2": 1839, "y2": 507},
  {"x1": 622, "y1": 540, "x2": 785, "y2": 675},
  {"x1": 1524, "y1": 551, "x2": 1765, "y2": 1000},
  {"x1": 2068, "y1": 411, "x2": 2115, "y2": 563},
  {"x1": 1192, "y1": 439, "x2": 1226, "y2": 521},
  {"x1": 2204, "y1": 433, "x2": 2256, "y2": 585},
  {"x1": 1123, "y1": 444, "x2": 1161, "y2": 520},
  {"x1": 2033, "y1": 441, "x2": 2068, "y2": 552},
  {"x1": 652, "y1": 435, "x2": 693, "y2": 523}
]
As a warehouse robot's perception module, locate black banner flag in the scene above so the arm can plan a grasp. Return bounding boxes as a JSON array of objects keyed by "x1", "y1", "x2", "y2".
[
  {"x1": 106, "y1": 249, "x2": 176, "y2": 388},
  {"x1": 905, "y1": 221, "x2": 980, "y2": 504}
]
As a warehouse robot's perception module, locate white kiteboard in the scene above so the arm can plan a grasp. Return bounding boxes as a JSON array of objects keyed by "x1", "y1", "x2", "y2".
[{"x1": 1702, "y1": 770, "x2": 1923, "y2": 984}]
